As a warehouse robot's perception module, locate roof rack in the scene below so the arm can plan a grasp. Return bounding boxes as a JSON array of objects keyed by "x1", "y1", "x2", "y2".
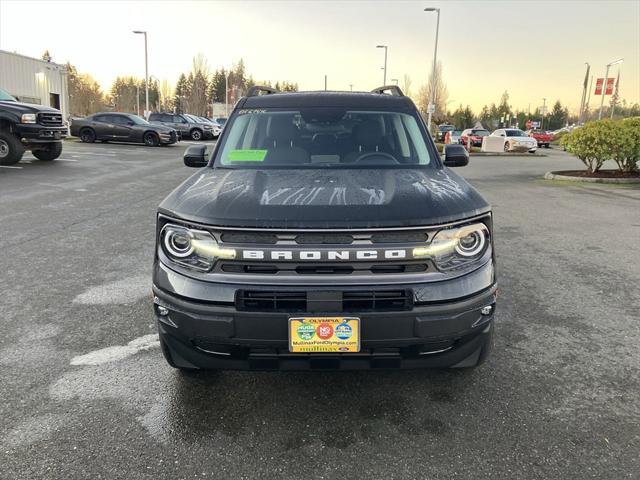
[
  {"x1": 246, "y1": 86, "x2": 279, "y2": 97},
  {"x1": 371, "y1": 85, "x2": 405, "y2": 97}
]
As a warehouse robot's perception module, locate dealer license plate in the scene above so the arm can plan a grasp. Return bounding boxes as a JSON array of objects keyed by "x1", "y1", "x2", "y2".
[{"x1": 289, "y1": 317, "x2": 360, "y2": 353}]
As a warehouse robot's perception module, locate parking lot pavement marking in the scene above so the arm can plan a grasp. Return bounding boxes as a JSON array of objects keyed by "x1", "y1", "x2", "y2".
[
  {"x1": 0, "y1": 165, "x2": 23, "y2": 169},
  {"x1": 56, "y1": 158, "x2": 79, "y2": 162},
  {"x1": 69, "y1": 334, "x2": 160, "y2": 366},
  {"x1": 70, "y1": 152, "x2": 118, "y2": 157},
  {"x1": 72, "y1": 274, "x2": 151, "y2": 305}
]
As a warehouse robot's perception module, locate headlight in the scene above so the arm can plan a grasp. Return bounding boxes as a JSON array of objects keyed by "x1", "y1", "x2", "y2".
[
  {"x1": 413, "y1": 222, "x2": 490, "y2": 271},
  {"x1": 160, "y1": 224, "x2": 235, "y2": 271},
  {"x1": 21, "y1": 113, "x2": 37, "y2": 124}
]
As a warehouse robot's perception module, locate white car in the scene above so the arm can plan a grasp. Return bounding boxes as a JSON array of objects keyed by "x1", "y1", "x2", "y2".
[{"x1": 491, "y1": 128, "x2": 537, "y2": 153}]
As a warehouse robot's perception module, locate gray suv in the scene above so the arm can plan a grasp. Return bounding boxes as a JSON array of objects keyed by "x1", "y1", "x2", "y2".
[{"x1": 149, "y1": 113, "x2": 214, "y2": 141}]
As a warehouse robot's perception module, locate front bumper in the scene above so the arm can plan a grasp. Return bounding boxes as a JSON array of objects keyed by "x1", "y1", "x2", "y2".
[
  {"x1": 152, "y1": 260, "x2": 497, "y2": 370},
  {"x1": 16, "y1": 124, "x2": 67, "y2": 143}
]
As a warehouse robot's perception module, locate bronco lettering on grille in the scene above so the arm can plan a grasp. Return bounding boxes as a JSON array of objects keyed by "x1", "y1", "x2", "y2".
[{"x1": 241, "y1": 249, "x2": 408, "y2": 261}]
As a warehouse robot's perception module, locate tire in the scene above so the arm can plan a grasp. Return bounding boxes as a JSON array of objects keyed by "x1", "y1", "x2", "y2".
[
  {"x1": 32, "y1": 142, "x2": 63, "y2": 161},
  {"x1": 144, "y1": 132, "x2": 160, "y2": 147},
  {"x1": 503, "y1": 141, "x2": 510, "y2": 152},
  {"x1": 0, "y1": 131, "x2": 25, "y2": 165},
  {"x1": 80, "y1": 128, "x2": 96, "y2": 143},
  {"x1": 190, "y1": 129, "x2": 203, "y2": 141}
]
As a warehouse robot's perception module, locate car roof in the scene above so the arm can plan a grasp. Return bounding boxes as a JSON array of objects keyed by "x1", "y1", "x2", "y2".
[{"x1": 241, "y1": 91, "x2": 416, "y2": 110}]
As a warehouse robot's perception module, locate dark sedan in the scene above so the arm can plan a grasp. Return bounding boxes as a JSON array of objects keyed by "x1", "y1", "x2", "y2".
[{"x1": 70, "y1": 112, "x2": 178, "y2": 146}]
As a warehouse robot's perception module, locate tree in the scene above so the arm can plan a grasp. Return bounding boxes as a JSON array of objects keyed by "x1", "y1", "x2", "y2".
[
  {"x1": 547, "y1": 100, "x2": 568, "y2": 130},
  {"x1": 66, "y1": 62, "x2": 106, "y2": 116},
  {"x1": 402, "y1": 74, "x2": 412, "y2": 97},
  {"x1": 450, "y1": 105, "x2": 475, "y2": 130},
  {"x1": 187, "y1": 54, "x2": 209, "y2": 115},
  {"x1": 416, "y1": 61, "x2": 448, "y2": 124},
  {"x1": 497, "y1": 91, "x2": 512, "y2": 125},
  {"x1": 174, "y1": 73, "x2": 188, "y2": 113}
]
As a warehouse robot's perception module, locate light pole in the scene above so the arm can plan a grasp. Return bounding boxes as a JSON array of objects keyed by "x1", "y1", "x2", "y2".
[
  {"x1": 376, "y1": 45, "x2": 388, "y2": 85},
  {"x1": 424, "y1": 7, "x2": 441, "y2": 133},
  {"x1": 391, "y1": 78, "x2": 399, "y2": 86},
  {"x1": 599, "y1": 58, "x2": 623, "y2": 120},
  {"x1": 133, "y1": 30, "x2": 149, "y2": 119},
  {"x1": 225, "y1": 69, "x2": 229, "y2": 117}
]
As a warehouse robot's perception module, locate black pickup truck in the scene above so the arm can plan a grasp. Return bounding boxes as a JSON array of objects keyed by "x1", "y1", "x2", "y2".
[
  {"x1": 153, "y1": 86, "x2": 497, "y2": 372},
  {"x1": 0, "y1": 88, "x2": 67, "y2": 165}
]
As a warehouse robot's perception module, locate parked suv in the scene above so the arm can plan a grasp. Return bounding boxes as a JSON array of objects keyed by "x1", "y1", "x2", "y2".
[
  {"x1": 149, "y1": 113, "x2": 215, "y2": 141},
  {"x1": 153, "y1": 86, "x2": 497, "y2": 371},
  {"x1": 70, "y1": 112, "x2": 178, "y2": 146},
  {"x1": 0, "y1": 88, "x2": 66, "y2": 165}
]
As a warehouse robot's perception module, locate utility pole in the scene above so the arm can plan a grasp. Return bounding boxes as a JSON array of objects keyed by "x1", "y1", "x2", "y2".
[
  {"x1": 133, "y1": 31, "x2": 149, "y2": 118},
  {"x1": 578, "y1": 62, "x2": 590, "y2": 124},
  {"x1": 324, "y1": 75, "x2": 327, "y2": 91},
  {"x1": 376, "y1": 45, "x2": 388, "y2": 85},
  {"x1": 541, "y1": 98, "x2": 546, "y2": 130},
  {"x1": 599, "y1": 58, "x2": 623, "y2": 119},
  {"x1": 424, "y1": 7, "x2": 441, "y2": 133}
]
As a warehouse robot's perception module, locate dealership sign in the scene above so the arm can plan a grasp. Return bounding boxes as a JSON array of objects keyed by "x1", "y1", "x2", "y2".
[{"x1": 595, "y1": 78, "x2": 615, "y2": 95}]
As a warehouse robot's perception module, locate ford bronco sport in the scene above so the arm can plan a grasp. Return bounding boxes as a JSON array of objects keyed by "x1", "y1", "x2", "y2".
[{"x1": 153, "y1": 86, "x2": 497, "y2": 371}]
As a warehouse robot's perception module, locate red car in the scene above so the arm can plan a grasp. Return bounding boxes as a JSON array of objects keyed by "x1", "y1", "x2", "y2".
[
  {"x1": 526, "y1": 129, "x2": 553, "y2": 148},
  {"x1": 460, "y1": 128, "x2": 490, "y2": 147}
]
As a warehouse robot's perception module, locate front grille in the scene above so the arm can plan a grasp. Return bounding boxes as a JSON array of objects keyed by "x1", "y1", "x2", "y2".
[
  {"x1": 219, "y1": 262, "x2": 428, "y2": 275},
  {"x1": 38, "y1": 112, "x2": 63, "y2": 126},
  {"x1": 236, "y1": 291, "x2": 307, "y2": 312},
  {"x1": 236, "y1": 290, "x2": 412, "y2": 313}
]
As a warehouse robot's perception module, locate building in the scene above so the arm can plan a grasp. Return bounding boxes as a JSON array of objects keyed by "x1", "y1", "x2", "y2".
[{"x1": 0, "y1": 49, "x2": 69, "y2": 119}]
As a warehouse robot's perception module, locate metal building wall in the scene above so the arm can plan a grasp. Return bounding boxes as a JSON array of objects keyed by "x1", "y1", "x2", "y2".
[{"x1": 0, "y1": 49, "x2": 69, "y2": 119}]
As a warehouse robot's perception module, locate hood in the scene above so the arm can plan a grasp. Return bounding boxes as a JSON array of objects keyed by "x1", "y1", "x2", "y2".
[
  {"x1": 0, "y1": 100, "x2": 60, "y2": 114},
  {"x1": 510, "y1": 136, "x2": 536, "y2": 142},
  {"x1": 159, "y1": 167, "x2": 490, "y2": 229}
]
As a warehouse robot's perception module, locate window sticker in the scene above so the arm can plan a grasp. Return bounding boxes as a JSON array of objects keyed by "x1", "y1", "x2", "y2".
[{"x1": 227, "y1": 149, "x2": 268, "y2": 162}]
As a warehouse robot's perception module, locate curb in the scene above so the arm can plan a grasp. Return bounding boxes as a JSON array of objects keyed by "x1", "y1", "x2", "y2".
[
  {"x1": 544, "y1": 171, "x2": 640, "y2": 184},
  {"x1": 471, "y1": 152, "x2": 547, "y2": 157}
]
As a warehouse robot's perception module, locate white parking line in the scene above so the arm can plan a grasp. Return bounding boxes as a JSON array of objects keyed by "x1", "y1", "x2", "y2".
[
  {"x1": 0, "y1": 165, "x2": 23, "y2": 169},
  {"x1": 57, "y1": 158, "x2": 79, "y2": 162}
]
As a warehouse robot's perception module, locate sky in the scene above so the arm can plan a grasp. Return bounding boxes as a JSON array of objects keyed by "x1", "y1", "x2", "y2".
[{"x1": 0, "y1": 0, "x2": 638, "y2": 113}]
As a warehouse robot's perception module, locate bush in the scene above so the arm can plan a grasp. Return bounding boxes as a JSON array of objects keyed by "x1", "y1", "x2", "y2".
[
  {"x1": 560, "y1": 119, "x2": 640, "y2": 174},
  {"x1": 613, "y1": 117, "x2": 640, "y2": 173}
]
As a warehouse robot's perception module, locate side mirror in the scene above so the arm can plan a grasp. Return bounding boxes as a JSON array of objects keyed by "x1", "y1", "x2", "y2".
[
  {"x1": 184, "y1": 145, "x2": 208, "y2": 168},
  {"x1": 443, "y1": 144, "x2": 469, "y2": 167}
]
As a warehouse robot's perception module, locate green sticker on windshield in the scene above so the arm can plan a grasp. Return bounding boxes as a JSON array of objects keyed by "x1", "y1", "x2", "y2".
[{"x1": 227, "y1": 149, "x2": 267, "y2": 162}]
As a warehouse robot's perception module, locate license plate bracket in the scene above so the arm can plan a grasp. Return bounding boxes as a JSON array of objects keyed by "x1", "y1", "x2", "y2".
[{"x1": 289, "y1": 317, "x2": 360, "y2": 353}]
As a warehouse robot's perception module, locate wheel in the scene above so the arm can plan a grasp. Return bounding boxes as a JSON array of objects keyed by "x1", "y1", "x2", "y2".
[
  {"x1": 32, "y1": 142, "x2": 63, "y2": 161},
  {"x1": 190, "y1": 129, "x2": 203, "y2": 141},
  {"x1": 0, "y1": 131, "x2": 25, "y2": 165},
  {"x1": 144, "y1": 132, "x2": 159, "y2": 147},
  {"x1": 80, "y1": 128, "x2": 96, "y2": 143},
  {"x1": 503, "y1": 141, "x2": 510, "y2": 152}
]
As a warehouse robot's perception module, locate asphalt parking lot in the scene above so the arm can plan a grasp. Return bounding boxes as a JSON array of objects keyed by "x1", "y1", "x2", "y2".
[{"x1": 1, "y1": 141, "x2": 638, "y2": 479}]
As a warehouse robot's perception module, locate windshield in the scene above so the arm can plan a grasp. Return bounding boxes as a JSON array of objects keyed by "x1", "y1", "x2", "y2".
[
  {"x1": 130, "y1": 115, "x2": 149, "y2": 125},
  {"x1": 439, "y1": 125, "x2": 454, "y2": 132},
  {"x1": 506, "y1": 130, "x2": 527, "y2": 137},
  {"x1": 0, "y1": 88, "x2": 17, "y2": 101},
  {"x1": 184, "y1": 114, "x2": 199, "y2": 123},
  {"x1": 452, "y1": 130, "x2": 462, "y2": 136},
  {"x1": 214, "y1": 109, "x2": 435, "y2": 169},
  {"x1": 472, "y1": 130, "x2": 490, "y2": 136}
]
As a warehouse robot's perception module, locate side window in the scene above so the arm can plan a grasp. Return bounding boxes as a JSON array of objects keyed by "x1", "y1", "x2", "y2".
[
  {"x1": 161, "y1": 114, "x2": 172, "y2": 122},
  {"x1": 111, "y1": 116, "x2": 125, "y2": 125},
  {"x1": 174, "y1": 116, "x2": 186, "y2": 123},
  {"x1": 94, "y1": 115, "x2": 110, "y2": 123}
]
